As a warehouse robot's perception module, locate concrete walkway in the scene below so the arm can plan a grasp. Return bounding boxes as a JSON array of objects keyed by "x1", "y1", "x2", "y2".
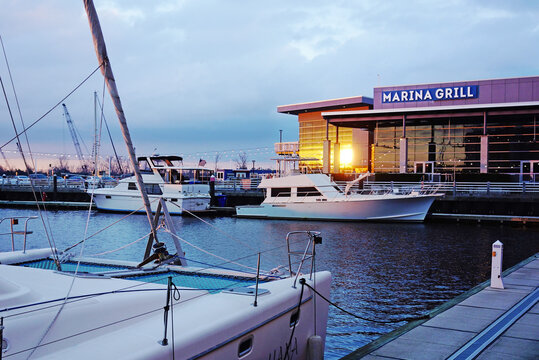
[{"x1": 345, "y1": 254, "x2": 539, "y2": 360}]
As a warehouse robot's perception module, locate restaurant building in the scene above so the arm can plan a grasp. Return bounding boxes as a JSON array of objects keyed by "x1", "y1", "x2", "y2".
[{"x1": 278, "y1": 76, "x2": 539, "y2": 181}]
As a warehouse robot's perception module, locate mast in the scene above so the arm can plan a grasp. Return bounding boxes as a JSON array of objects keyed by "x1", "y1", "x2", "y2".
[{"x1": 83, "y1": 0, "x2": 157, "y2": 241}]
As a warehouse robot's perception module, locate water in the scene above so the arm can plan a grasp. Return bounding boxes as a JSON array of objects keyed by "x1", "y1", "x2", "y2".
[{"x1": 1, "y1": 207, "x2": 538, "y2": 359}]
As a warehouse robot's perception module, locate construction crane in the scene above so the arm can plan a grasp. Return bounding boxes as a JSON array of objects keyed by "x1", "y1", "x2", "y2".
[{"x1": 62, "y1": 103, "x2": 87, "y2": 172}]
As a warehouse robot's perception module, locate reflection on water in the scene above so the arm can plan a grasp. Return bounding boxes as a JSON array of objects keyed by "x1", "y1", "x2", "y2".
[{"x1": 1, "y1": 208, "x2": 537, "y2": 359}]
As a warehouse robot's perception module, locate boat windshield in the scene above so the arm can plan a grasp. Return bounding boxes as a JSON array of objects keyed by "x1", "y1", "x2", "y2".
[
  {"x1": 138, "y1": 158, "x2": 152, "y2": 173},
  {"x1": 163, "y1": 169, "x2": 213, "y2": 184}
]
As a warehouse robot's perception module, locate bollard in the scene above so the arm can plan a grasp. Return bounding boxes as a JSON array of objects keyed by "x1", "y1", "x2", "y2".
[{"x1": 490, "y1": 240, "x2": 504, "y2": 289}]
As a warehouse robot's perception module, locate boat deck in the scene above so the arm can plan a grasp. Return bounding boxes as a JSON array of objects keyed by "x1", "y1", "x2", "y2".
[{"x1": 343, "y1": 254, "x2": 539, "y2": 359}]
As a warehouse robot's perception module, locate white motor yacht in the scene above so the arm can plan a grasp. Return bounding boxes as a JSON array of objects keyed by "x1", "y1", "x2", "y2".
[
  {"x1": 236, "y1": 172, "x2": 441, "y2": 222},
  {"x1": 90, "y1": 155, "x2": 212, "y2": 215}
]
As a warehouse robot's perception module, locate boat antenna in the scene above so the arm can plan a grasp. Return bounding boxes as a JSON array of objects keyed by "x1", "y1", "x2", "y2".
[{"x1": 83, "y1": 0, "x2": 158, "y2": 242}]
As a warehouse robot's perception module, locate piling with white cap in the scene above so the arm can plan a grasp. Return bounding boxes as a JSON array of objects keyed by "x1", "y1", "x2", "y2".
[{"x1": 490, "y1": 240, "x2": 504, "y2": 289}]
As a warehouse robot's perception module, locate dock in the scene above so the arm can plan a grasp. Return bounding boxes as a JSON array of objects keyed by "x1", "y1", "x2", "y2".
[
  {"x1": 343, "y1": 253, "x2": 539, "y2": 359},
  {"x1": 429, "y1": 213, "x2": 539, "y2": 225},
  {"x1": 0, "y1": 200, "x2": 92, "y2": 210}
]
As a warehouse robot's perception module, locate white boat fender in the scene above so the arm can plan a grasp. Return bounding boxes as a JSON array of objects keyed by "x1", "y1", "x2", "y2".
[{"x1": 307, "y1": 335, "x2": 323, "y2": 360}]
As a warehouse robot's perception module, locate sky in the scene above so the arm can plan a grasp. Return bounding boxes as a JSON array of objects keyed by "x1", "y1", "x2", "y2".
[{"x1": 0, "y1": 0, "x2": 538, "y2": 170}]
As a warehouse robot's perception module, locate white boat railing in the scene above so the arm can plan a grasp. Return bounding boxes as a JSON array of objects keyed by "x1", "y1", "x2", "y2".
[
  {"x1": 0, "y1": 176, "x2": 118, "y2": 190},
  {"x1": 355, "y1": 181, "x2": 539, "y2": 196}
]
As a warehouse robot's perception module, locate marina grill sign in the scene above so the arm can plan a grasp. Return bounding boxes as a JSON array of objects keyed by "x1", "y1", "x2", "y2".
[{"x1": 382, "y1": 85, "x2": 478, "y2": 103}]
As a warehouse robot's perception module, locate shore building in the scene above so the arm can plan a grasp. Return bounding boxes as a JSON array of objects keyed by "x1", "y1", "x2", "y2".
[{"x1": 278, "y1": 76, "x2": 539, "y2": 182}]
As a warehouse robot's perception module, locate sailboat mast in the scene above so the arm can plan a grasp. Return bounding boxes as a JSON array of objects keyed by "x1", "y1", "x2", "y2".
[{"x1": 83, "y1": 0, "x2": 157, "y2": 241}]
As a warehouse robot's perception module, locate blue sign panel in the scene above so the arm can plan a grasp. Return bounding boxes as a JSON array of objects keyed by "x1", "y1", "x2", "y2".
[{"x1": 382, "y1": 85, "x2": 479, "y2": 103}]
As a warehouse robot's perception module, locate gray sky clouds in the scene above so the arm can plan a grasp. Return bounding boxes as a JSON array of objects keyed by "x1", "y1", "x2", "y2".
[{"x1": 1, "y1": 0, "x2": 538, "y2": 169}]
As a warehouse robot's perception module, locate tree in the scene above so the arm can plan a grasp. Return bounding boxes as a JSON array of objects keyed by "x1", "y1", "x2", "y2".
[
  {"x1": 234, "y1": 151, "x2": 248, "y2": 169},
  {"x1": 214, "y1": 153, "x2": 221, "y2": 170}
]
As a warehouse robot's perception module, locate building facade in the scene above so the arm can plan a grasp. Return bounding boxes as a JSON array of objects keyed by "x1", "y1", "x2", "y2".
[
  {"x1": 277, "y1": 96, "x2": 373, "y2": 173},
  {"x1": 278, "y1": 76, "x2": 539, "y2": 181}
]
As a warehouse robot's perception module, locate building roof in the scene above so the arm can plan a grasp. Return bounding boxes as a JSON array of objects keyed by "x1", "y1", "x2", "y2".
[
  {"x1": 277, "y1": 96, "x2": 373, "y2": 115},
  {"x1": 322, "y1": 101, "x2": 539, "y2": 127}
]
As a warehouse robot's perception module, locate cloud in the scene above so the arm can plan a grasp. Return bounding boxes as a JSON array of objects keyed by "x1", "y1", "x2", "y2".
[
  {"x1": 155, "y1": 0, "x2": 188, "y2": 14},
  {"x1": 1, "y1": 0, "x2": 538, "y2": 170},
  {"x1": 96, "y1": 1, "x2": 146, "y2": 26},
  {"x1": 287, "y1": 7, "x2": 364, "y2": 61}
]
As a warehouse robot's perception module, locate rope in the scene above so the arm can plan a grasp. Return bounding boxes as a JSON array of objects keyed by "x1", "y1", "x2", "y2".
[
  {"x1": 171, "y1": 255, "x2": 284, "y2": 280},
  {"x1": 84, "y1": 229, "x2": 154, "y2": 257},
  {"x1": 2, "y1": 285, "x2": 233, "y2": 319},
  {"x1": 284, "y1": 278, "x2": 305, "y2": 360},
  {"x1": 63, "y1": 198, "x2": 160, "y2": 253},
  {"x1": 302, "y1": 282, "x2": 430, "y2": 324},
  {"x1": 163, "y1": 228, "x2": 264, "y2": 273},
  {"x1": 167, "y1": 201, "x2": 257, "y2": 251}
]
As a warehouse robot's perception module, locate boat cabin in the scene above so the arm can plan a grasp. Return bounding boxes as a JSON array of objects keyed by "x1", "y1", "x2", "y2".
[
  {"x1": 259, "y1": 174, "x2": 344, "y2": 202},
  {"x1": 138, "y1": 155, "x2": 213, "y2": 184}
]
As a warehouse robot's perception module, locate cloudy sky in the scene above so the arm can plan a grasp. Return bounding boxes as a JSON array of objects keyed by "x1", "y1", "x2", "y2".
[{"x1": 0, "y1": 0, "x2": 538, "y2": 169}]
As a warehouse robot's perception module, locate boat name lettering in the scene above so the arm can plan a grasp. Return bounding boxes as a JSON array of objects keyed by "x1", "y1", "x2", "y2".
[{"x1": 382, "y1": 85, "x2": 478, "y2": 103}]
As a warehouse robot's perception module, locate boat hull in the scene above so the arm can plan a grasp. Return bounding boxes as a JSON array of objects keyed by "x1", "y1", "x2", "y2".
[
  {"x1": 236, "y1": 195, "x2": 438, "y2": 222},
  {"x1": 1, "y1": 262, "x2": 330, "y2": 360},
  {"x1": 92, "y1": 193, "x2": 210, "y2": 214}
]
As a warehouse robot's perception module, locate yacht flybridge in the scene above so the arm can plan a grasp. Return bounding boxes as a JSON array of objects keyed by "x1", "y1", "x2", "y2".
[
  {"x1": 236, "y1": 157, "x2": 441, "y2": 222},
  {"x1": 90, "y1": 155, "x2": 212, "y2": 215}
]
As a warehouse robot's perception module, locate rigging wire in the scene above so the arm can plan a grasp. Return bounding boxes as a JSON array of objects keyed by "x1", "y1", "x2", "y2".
[
  {"x1": 163, "y1": 228, "x2": 262, "y2": 272},
  {"x1": 95, "y1": 91, "x2": 123, "y2": 173},
  {"x1": 0, "y1": 78, "x2": 62, "y2": 268},
  {"x1": 167, "y1": 201, "x2": 257, "y2": 252},
  {"x1": 4, "y1": 282, "x2": 215, "y2": 358},
  {"x1": 0, "y1": 35, "x2": 61, "y2": 268},
  {"x1": 0, "y1": 62, "x2": 104, "y2": 151},
  {"x1": 62, "y1": 198, "x2": 160, "y2": 253},
  {"x1": 86, "y1": 229, "x2": 154, "y2": 257},
  {"x1": 29, "y1": 67, "x2": 112, "y2": 359}
]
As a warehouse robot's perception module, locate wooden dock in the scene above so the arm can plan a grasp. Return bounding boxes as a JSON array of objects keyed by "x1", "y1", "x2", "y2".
[{"x1": 343, "y1": 254, "x2": 539, "y2": 359}]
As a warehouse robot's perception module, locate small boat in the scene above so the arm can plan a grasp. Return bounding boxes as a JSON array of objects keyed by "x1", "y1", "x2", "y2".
[
  {"x1": 236, "y1": 172, "x2": 441, "y2": 222},
  {"x1": 90, "y1": 155, "x2": 213, "y2": 215}
]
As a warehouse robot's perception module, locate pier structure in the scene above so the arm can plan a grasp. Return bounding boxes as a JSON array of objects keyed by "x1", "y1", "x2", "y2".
[{"x1": 343, "y1": 253, "x2": 539, "y2": 359}]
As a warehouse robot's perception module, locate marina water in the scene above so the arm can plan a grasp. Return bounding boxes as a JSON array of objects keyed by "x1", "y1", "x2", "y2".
[{"x1": 1, "y1": 207, "x2": 537, "y2": 359}]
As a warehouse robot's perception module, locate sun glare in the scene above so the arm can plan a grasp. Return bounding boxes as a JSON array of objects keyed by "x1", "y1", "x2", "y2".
[{"x1": 340, "y1": 148, "x2": 353, "y2": 165}]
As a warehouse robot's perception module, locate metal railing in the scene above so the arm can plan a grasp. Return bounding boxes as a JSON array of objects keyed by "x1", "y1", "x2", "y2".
[
  {"x1": 360, "y1": 181, "x2": 539, "y2": 196},
  {"x1": 215, "y1": 178, "x2": 262, "y2": 191},
  {"x1": 0, "y1": 177, "x2": 117, "y2": 190},
  {"x1": 0, "y1": 216, "x2": 37, "y2": 252}
]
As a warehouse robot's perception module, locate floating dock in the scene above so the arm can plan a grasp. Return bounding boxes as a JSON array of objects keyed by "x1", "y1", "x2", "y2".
[{"x1": 343, "y1": 253, "x2": 539, "y2": 359}]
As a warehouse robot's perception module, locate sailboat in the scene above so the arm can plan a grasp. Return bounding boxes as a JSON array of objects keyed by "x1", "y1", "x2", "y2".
[{"x1": 0, "y1": 1, "x2": 331, "y2": 359}]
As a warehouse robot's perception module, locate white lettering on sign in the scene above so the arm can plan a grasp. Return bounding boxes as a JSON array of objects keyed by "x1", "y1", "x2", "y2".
[{"x1": 381, "y1": 85, "x2": 479, "y2": 103}]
